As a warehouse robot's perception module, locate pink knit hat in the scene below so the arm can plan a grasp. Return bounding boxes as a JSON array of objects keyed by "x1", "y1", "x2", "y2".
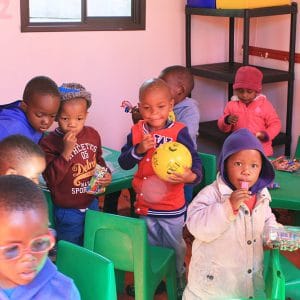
[{"x1": 233, "y1": 66, "x2": 263, "y2": 93}]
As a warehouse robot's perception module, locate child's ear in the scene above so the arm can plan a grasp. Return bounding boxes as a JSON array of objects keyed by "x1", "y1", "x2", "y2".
[
  {"x1": 176, "y1": 85, "x2": 185, "y2": 96},
  {"x1": 5, "y1": 168, "x2": 17, "y2": 175},
  {"x1": 170, "y1": 98, "x2": 175, "y2": 109},
  {"x1": 20, "y1": 101, "x2": 28, "y2": 112}
]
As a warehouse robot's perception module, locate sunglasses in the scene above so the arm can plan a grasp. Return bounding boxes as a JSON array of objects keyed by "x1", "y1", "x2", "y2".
[{"x1": 0, "y1": 233, "x2": 55, "y2": 261}]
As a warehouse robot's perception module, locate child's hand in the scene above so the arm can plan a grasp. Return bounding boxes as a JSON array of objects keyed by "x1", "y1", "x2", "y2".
[
  {"x1": 95, "y1": 172, "x2": 112, "y2": 188},
  {"x1": 167, "y1": 167, "x2": 196, "y2": 184},
  {"x1": 227, "y1": 115, "x2": 239, "y2": 125},
  {"x1": 62, "y1": 131, "x2": 77, "y2": 160},
  {"x1": 136, "y1": 134, "x2": 155, "y2": 155},
  {"x1": 256, "y1": 131, "x2": 269, "y2": 142},
  {"x1": 229, "y1": 188, "x2": 251, "y2": 211}
]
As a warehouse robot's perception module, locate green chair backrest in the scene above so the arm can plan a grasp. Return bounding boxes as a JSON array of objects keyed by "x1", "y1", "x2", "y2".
[
  {"x1": 56, "y1": 240, "x2": 117, "y2": 300},
  {"x1": 263, "y1": 249, "x2": 285, "y2": 300},
  {"x1": 294, "y1": 136, "x2": 300, "y2": 159},
  {"x1": 84, "y1": 210, "x2": 149, "y2": 274},
  {"x1": 193, "y1": 152, "x2": 217, "y2": 196},
  {"x1": 278, "y1": 252, "x2": 300, "y2": 300},
  {"x1": 84, "y1": 210, "x2": 177, "y2": 300}
]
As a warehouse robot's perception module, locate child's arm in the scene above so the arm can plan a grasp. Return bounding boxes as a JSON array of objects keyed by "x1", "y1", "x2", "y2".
[
  {"x1": 118, "y1": 131, "x2": 148, "y2": 170},
  {"x1": 186, "y1": 182, "x2": 235, "y2": 242},
  {"x1": 39, "y1": 135, "x2": 73, "y2": 186},
  {"x1": 217, "y1": 102, "x2": 236, "y2": 133},
  {"x1": 260, "y1": 99, "x2": 281, "y2": 142},
  {"x1": 168, "y1": 126, "x2": 202, "y2": 184}
]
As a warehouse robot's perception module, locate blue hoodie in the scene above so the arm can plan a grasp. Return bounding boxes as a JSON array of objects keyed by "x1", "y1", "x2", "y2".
[
  {"x1": 0, "y1": 258, "x2": 80, "y2": 300},
  {"x1": 218, "y1": 128, "x2": 275, "y2": 194},
  {"x1": 0, "y1": 101, "x2": 42, "y2": 143}
]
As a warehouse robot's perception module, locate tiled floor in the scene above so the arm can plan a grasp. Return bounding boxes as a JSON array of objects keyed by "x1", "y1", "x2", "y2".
[{"x1": 104, "y1": 190, "x2": 300, "y2": 300}]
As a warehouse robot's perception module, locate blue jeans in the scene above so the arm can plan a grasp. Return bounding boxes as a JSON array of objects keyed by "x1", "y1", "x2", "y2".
[{"x1": 54, "y1": 199, "x2": 99, "y2": 246}]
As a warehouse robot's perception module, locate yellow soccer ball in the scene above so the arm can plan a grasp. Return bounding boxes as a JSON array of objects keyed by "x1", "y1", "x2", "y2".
[{"x1": 152, "y1": 141, "x2": 192, "y2": 181}]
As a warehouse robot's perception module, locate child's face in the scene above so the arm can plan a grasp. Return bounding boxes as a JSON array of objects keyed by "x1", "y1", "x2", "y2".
[
  {"x1": 57, "y1": 98, "x2": 88, "y2": 136},
  {"x1": 12, "y1": 156, "x2": 46, "y2": 184},
  {"x1": 0, "y1": 208, "x2": 53, "y2": 289},
  {"x1": 138, "y1": 88, "x2": 174, "y2": 131},
  {"x1": 235, "y1": 88, "x2": 257, "y2": 105},
  {"x1": 226, "y1": 149, "x2": 262, "y2": 190},
  {"x1": 22, "y1": 93, "x2": 60, "y2": 133}
]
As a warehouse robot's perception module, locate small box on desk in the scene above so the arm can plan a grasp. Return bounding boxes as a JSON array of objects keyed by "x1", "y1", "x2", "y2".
[
  {"x1": 187, "y1": 0, "x2": 216, "y2": 8},
  {"x1": 216, "y1": 0, "x2": 291, "y2": 9}
]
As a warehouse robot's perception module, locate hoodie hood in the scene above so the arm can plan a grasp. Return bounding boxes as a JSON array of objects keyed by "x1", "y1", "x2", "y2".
[
  {"x1": 218, "y1": 128, "x2": 274, "y2": 194},
  {"x1": 0, "y1": 101, "x2": 42, "y2": 143}
]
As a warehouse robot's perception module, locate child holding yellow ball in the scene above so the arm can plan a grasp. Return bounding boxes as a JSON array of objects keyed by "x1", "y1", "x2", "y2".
[{"x1": 118, "y1": 78, "x2": 202, "y2": 298}]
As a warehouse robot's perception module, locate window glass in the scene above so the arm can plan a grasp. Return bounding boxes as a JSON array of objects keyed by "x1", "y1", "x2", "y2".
[
  {"x1": 87, "y1": 0, "x2": 131, "y2": 17},
  {"x1": 29, "y1": 0, "x2": 81, "y2": 23},
  {"x1": 21, "y1": 0, "x2": 145, "y2": 32}
]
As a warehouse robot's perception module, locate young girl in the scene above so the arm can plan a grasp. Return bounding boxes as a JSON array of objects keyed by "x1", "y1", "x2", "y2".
[
  {"x1": 183, "y1": 128, "x2": 280, "y2": 299},
  {"x1": 217, "y1": 66, "x2": 281, "y2": 156}
]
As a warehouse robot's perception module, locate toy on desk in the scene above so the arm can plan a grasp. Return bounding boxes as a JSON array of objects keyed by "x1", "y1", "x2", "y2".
[
  {"x1": 264, "y1": 225, "x2": 300, "y2": 252},
  {"x1": 152, "y1": 141, "x2": 192, "y2": 182},
  {"x1": 271, "y1": 155, "x2": 300, "y2": 172},
  {"x1": 86, "y1": 165, "x2": 108, "y2": 195}
]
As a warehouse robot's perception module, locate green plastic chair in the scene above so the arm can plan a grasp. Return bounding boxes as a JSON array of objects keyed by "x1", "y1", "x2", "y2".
[
  {"x1": 193, "y1": 152, "x2": 217, "y2": 196},
  {"x1": 263, "y1": 249, "x2": 285, "y2": 300},
  {"x1": 56, "y1": 240, "x2": 117, "y2": 300},
  {"x1": 84, "y1": 210, "x2": 177, "y2": 300},
  {"x1": 278, "y1": 252, "x2": 300, "y2": 300},
  {"x1": 294, "y1": 136, "x2": 300, "y2": 159}
]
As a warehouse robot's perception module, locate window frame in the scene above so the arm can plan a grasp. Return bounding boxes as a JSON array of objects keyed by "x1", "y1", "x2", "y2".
[{"x1": 20, "y1": 0, "x2": 146, "y2": 32}]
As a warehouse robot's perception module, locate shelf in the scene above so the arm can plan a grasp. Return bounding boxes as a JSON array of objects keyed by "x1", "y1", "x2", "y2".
[
  {"x1": 185, "y1": 4, "x2": 297, "y2": 17},
  {"x1": 186, "y1": 2, "x2": 297, "y2": 156},
  {"x1": 198, "y1": 120, "x2": 290, "y2": 147},
  {"x1": 190, "y1": 62, "x2": 290, "y2": 83}
]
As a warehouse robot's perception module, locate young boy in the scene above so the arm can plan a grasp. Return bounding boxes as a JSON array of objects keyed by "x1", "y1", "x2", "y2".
[
  {"x1": 0, "y1": 175, "x2": 80, "y2": 299},
  {"x1": 183, "y1": 128, "x2": 280, "y2": 299},
  {"x1": 118, "y1": 78, "x2": 203, "y2": 298},
  {"x1": 0, "y1": 134, "x2": 46, "y2": 184},
  {"x1": 39, "y1": 83, "x2": 112, "y2": 246},
  {"x1": 159, "y1": 65, "x2": 200, "y2": 204},
  {"x1": 159, "y1": 65, "x2": 200, "y2": 150},
  {"x1": 217, "y1": 66, "x2": 281, "y2": 156},
  {"x1": 0, "y1": 76, "x2": 61, "y2": 143}
]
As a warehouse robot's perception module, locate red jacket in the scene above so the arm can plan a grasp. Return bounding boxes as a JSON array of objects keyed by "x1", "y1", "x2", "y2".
[
  {"x1": 39, "y1": 126, "x2": 107, "y2": 209},
  {"x1": 131, "y1": 121, "x2": 190, "y2": 216},
  {"x1": 217, "y1": 94, "x2": 281, "y2": 156}
]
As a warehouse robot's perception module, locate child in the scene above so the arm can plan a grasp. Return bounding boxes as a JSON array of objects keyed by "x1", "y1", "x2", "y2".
[
  {"x1": 0, "y1": 175, "x2": 80, "y2": 299},
  {"x1": 39, "y1": 83, "x2": 112, "y2": 246},
  {"x1": 0, "y1": 76, "x2": 61, "y2": 143},
  {"x1": 118, "y1": 78, "x2": 203, "y2": 297},
  {"x1": 0, "y1": 134, "x2": 46, "y2": 184},
  {"x1": 159, "y1": 65, "x2": 200, "y2": 204},
  {"x1": 183, "y1": 128, "x2": 279, "y2": 300},
  {"x1": 159, "y1": 65, "x2": 200, "y2": 150},
  {"x1": 217, "y1": 66, "x2": 281, "y2": 157}
]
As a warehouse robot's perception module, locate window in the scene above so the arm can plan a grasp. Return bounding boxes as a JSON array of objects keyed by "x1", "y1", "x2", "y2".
[{"x1": 20, "y1": 0, "x2": 146, "y2": 32}]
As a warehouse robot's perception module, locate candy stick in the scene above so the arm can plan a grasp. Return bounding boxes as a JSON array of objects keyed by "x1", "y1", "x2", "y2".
[{"x1": 241, "y1": 181, "x2": 249, "y2": 189}]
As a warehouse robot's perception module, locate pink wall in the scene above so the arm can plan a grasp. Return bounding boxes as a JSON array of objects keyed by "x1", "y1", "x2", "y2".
[
  {"x1": 0, "y1": 0, "x2": 186, "y2": 150},
  {"x1": 1, "y1": 0, "x2": 299, "y2": 154}
]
